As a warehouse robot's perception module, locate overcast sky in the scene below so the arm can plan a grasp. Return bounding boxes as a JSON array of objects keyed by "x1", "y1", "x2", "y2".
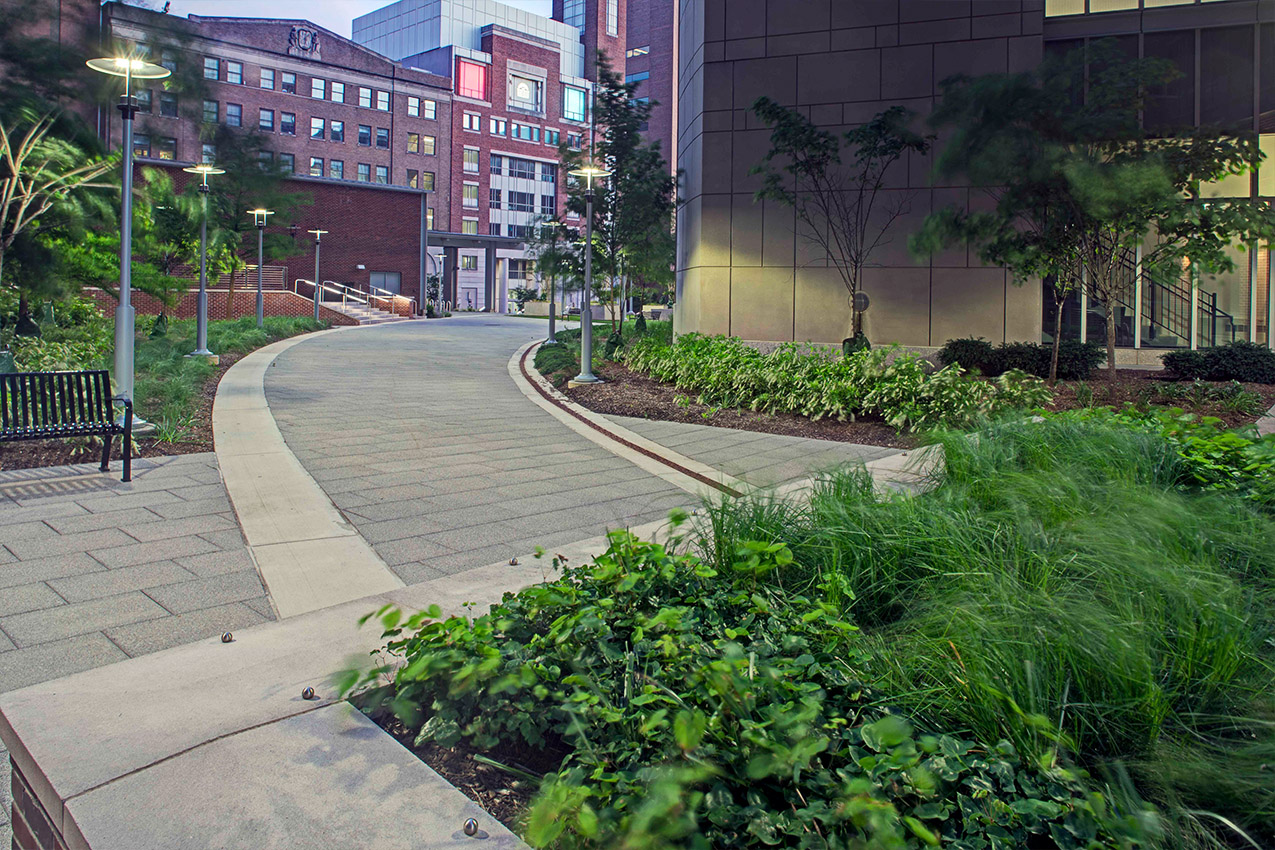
[{"x1": 162, "y1": 0, "x2": 554, "y2": 38}]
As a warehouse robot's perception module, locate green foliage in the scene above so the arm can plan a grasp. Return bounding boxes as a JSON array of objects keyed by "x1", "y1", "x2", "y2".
[
  {"x1": 623, "y1": 334, "x2": 1051, "y2": 430},
  {"x1": 938, "y1": 338, "x2": 1106, "y2": 381},
  {"x1": 1150, "y1": 379, "x2": 1266, "y2": 416},
  {"x1": 0, "y1": 293, "x2": 111, "y2": 370},
  {"x1": 935, "y1": 338, "x2": 995, "y2": 372},
  {"x1": 633, "y1": 312, "x2": 647, "y2": 335},
  {"x1": 353, "y1": 530, "x2": 1150, "y2": 850},
  {"x1": 511, "y1": 286, "x2": 546, "y2": 308},
  {"x1": 533, "y1": 343, "x2": 579, "y2": 387},
  {"x1": 1162, "y1": 342, "x2": 1275, "y2": 383},
  {"x1": 1160, "y1": 349, "x2": 1209, "y2": 380}
]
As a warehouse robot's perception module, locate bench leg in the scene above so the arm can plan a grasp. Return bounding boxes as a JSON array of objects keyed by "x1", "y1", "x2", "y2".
[
  {"x1": 122, "y1": 403, "x2": 133, "y2": 483},
  {"x1": 100, "y1": 429, "x2": 111, "y2": 473}
]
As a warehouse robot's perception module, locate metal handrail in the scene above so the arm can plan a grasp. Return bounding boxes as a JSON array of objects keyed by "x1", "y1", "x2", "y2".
[{"x1": 361, "y1": 282, "x2": 418, "y2": 317}]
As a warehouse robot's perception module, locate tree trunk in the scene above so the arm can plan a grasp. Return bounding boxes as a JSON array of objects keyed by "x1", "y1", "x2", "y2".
[
  {"x1": 1049, "y1": 297, "x2": 1064, "y2": 386},
  {"x1": 1105, "y1": 300, "x2": 1118, "y2": 380}
]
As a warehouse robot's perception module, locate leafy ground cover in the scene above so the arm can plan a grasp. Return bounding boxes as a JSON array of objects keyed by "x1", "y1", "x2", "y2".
[
  {"x1": 0, "y1": 313, "x2": 325, "y2": 470},
  {"x1": 349, "y1": 414, "x2": 1275, "y2": 849}
]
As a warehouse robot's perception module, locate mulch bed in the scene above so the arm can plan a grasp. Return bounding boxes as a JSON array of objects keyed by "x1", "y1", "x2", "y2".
[
  {"x1": 0, "y1": 353, "x2": 246, "y2": 472},
  {"x1": 376, "y1": 713, "x2": 565, "y2": 830},
  {"x1": 558, "y1": 362, "x2": 1275, "y2": 445},
  {"x1": 563, "y1": 361, "x2": 918, "y2": 449}
]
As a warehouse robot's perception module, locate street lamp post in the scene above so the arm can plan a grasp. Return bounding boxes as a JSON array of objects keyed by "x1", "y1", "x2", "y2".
[
  {"x1": 182, "y1": 164, "x2": 224, "y2": 363},
  {"x1": 419, "y1": 185, "x2": 432, "y2": 316},
  {"x1": 87, "y1": 56, "x2": 170, "y2": 425},
  {"x1": 541, "y1": 220, "x2": 563, "y2": 345},
  {"x1": 249, "y1": 208, "x2": 273, "y2": 328},
  {"x1": 567, "y1": 165, "x2": 611, "y2": 383},
  {"x1": 308, "y1": 229, "x2": 327, "y2": 323}
]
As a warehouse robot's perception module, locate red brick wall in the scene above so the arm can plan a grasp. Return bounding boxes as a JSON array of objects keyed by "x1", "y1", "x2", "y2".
[
  {"x1": 11, "y1": 759, "x2": 69, "y2": 850},
  {"x1": 83, "y1": 288, "x2": 360, "y2": 325}
]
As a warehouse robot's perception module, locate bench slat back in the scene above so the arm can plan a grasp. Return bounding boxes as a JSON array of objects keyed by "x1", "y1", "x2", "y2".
[{"x1": 1, "y1": 370, "x2": 114, "y2": 435}]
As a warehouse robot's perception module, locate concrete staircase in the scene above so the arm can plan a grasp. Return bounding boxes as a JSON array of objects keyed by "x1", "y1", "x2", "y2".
[{"x1": 326, "y1": 301, "x2": 409, "y2": 324}]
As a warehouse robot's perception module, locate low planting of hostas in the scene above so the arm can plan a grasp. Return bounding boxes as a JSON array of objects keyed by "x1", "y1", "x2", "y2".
[
  {"x1": 345, "y1": 528, "x2": 1150, "y2": 850},
  {"x1": 623, "y1": 334, "x2": 1051, "y2": 430}
]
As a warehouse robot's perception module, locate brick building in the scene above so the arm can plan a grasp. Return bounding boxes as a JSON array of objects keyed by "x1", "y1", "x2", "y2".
[{"x1": 623, "y1": 0, "x2": 676, "y2": 170}]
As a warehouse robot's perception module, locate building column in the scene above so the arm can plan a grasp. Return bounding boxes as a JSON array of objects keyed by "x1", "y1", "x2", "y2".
[
  {"x1": 484, "y1": 243, "x2": 498, "y2": 312},
  {"x1": 1133, "y1": 244, "x2": 1143, "y2": 349},
  {"x1": 497, "y1": 256, "x2": 509, "y2": 314},
  {"x1": 442, "y1": 246, "x2": 458, "y2": 307}
]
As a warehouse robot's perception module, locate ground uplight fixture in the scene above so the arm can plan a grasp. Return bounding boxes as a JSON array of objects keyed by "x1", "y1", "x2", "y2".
[
  {"x1": 88, "y1": 55, "x2": 171, "y2": 427},
  {"x1": 182, "y1": 164, "x2": 225, "y2": 362},
  {"x1": 567, "y1": 163, "x2": 611, "y2": 383},
  {"x1": 250, "y1": 208, "x2": 274, "y2": 328},
  {"x1": 308, "y1": 229, "x2": 328, "y2": 322}
]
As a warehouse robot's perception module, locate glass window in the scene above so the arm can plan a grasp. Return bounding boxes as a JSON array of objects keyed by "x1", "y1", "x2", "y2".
[
  {"x1": 563, "y1": 86, "x2": 587, "y2": 122},
  {"x1": 606, "y1": 0, "x2": 618, "y2": 36},
  {"x1": 462, "y1": 112, "x2": 481, "y2": 131},
  {"x1": 490, "y1": 223, "x2": 503, "y2": 236},
  {"x1": 311, "y1": 117, "x2": 325, "y2": 140},
  {"x1": 421, "y1": 171, "x2": 435, "y2": 191},
  {"x1": 626, "y1": 45, "x2": 650, "y2": 58},
  {"x1": 259, "y1": 150, "x2": 275, "y2": 167},
  {"x1": 458, "y1": 60, "x2": 488, "y2": 100},
  {"x1": 202, "y1": 100, "x2": 218, "y2": 123},
  {"x1": 567, "y1": 132, "x2": 582, "y2": 150},
  {"x1": 359, "y1": 87, "x2": 372, "y2": 108},
  {"x1": 563, "y1": 0, "x2": 584, "y2": 28},
  {"x1": 544, "y1": 129, "x2": 560, "y2": 146},
  {"x1": 421, "y1": 134, "x2": 436, "y2": 155},
  {"x1": 464, "y1": 149, "x2": 479, "y2": 172},
  {"x1": 260, "y1": 68, "x2": 274, "y2": 89},
  {"x1": 408, "y1": 96, "x2": 420, "y2": 117},
  {"x1": 280, "y1": 152, "x2": 295, "y2": 172},
  {"x1": 132, "y1": 132, "x2": 150, "y2": 158},
  {"x1": 490, "y1": 117, "x2": 507, "y2": 135},
  {"x1": 377, "y1": 90, "x2": 390, "y2": 111},
  {"x1": 463, "y1": 184, "x2": 479, "y2": 207},
  {"x1": 541, "y1": 194, "x2": 556, "y2": 216},
  {"x1": 625, "y1": 71, "x2": 650, "y2": 85},
  {"x1": 407, "y1": 168, "x2": 419, "y2": 188},
  {"x1": 280, "y1": 112, "x2": 296, "y2": 135},
  {"x1": 358, "y1": 124, "x2": 371, "y2": 146},
  {"x1": 490, "y1": 188, "x2": 502, "y2": 209},
  {"x1": 1144, "y1": 31, "x2": 1196, "y2": 132},
  {"x1": 226, "y1": 103, "x2": 242, "y2": 127},
  {"x1": 375, "y1": 165, "x2": 388, "y2": 184},
  {"x1": 201, "y1": 143, "x2": 216, "y2": 164},
  {"x1": 331, "y1": 81, "x2": 344, "y2": 102},
  {"x1": 1201, "y1": 26, "x2": 1254, "y2": 131},
  {"x1": 309, "y1": 156, "x2": 323, "y2": 177},
  {"x1": 203, "y1": 57, "x2": 219, "y2": 80},
  {"x1": 462, "y1": 221, "x2": 478, "y2": 236},
  {"x1": 160, "y1": 92, "x2": 178, "y2": 117},
  {"x1": 509, "y1": 191, "x2": 535, "y2": 212},
  {"x1": 136, "y1": 89, "x2": 152, "y2": 113},
  {"x1": 491, "y1": 154, "x2": 503, "y2": 174},
  {"x1": 461, "y1": 251, "x2": 477, "y2": 266},
  {"x1": 330, "y1": 160, "x2": 344, "y2": 180},
  {"x1": 541, "y1": 163, "x2": 557, "y2": 183},
  {"x1": 357, "y1": 163, "x2": 371, "y2": 182},
  {"x1": 157, "y1": 136, "x2": 176, "y2": 160},
  {"x1": 509, "y1": 75, "x2": 543, "y2": 112},
  {"x1": 1263, "y1": 25, "x2": 1275, "y2": 129},
  {"x1": 512, "y1": 123, "x2": 540, "y2": 142},
  {"x1": 375, "y1": 127, "x2": 389, "y2": 149},
  {"x1": 331, "y1": 120, "x2": 344, "y2": 142},
  {"x1": 422, "y1": 99, "x2": 437, "y2": 120},
  {"x1": 510, "y1": 158, "x2": 536, "y2": 180},
  {"x1": 311, "y1": 78, "x2": 325, "y2": 99},
  {"x1": 281, "y1": 72, "x2": 296, "y2": 94},
  {"x1": 508, "y1": 224, "x2": 530, "y2": 239},
  {"x1": 259, "y1": 108, "x2": 274, "y2": 131},
  {"x1": 160, "y1": 49, "x2": 177, "y2": 73},
  {"x1": 227, "y1": 61, "x2": 243, "y2": 84},
  {"x1": 408, "y1": 132, "x2": 419, "y2": 153}
]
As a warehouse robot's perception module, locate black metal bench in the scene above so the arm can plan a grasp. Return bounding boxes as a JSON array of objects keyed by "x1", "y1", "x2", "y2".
[{"x1": 0, "y1": 370, "x2": 133, "y2": 481}]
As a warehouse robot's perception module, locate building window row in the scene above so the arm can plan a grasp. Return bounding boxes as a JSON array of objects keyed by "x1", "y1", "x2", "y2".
[
  {"x1": 626, "y1": 45, "x2": 650, "y2": 58},
  {"x1": 205, "y1": 57, "x2": 437, "y2": 119},
  {"x1": 406, "y1": 132, "x2": 437, "y2": 155},
  {"x1": 132, "y1": 133, "x2": 177, "y2": 160},
  {"x1": 491, "y1": 155, "x2": 555, "y2": 184}
]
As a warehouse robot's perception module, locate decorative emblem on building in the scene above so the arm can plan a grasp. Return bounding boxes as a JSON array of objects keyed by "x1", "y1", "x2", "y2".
[{"x1": 288, "y1": 26, "x2": 320, "y2": 59}]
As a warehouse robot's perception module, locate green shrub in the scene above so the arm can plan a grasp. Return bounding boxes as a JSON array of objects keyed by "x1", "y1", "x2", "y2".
[
  {"x1": 633, "y1": 312, "x2": 647, "y2": 334},
  {"x1": 1161, "y1": 349, "x2": 1210, "y2": 380},
  {"x1": 936, "y1": 337, "x2": 994, "y2": 372},
  {"x1": 2, "y1": 295, "x2": 113, "y2": 372},
  {"x1": 1203, "y1": 340, "x2": 1275, "y2": 383},
  {"x1": 533, "y1": 343, "x2": 579, "y2": 387},
  {"x1": 623, "y1": 334, "x2": 1051, "y2": 430},
  {"x1": 351, "y1": 531, "x2": 1151, "y2": 850}
]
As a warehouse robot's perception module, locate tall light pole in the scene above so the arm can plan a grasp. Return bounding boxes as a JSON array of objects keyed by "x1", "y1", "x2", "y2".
[
  {"x1": 308, "y1": 229, "x2": 327, "y2": 323},
  {"x1": 87, "y1": 56, "x2": 170, "y2": 425},
  {"x1": 540, "y1": 220, "x2": 563, "y2": 345},
  {"x1": 182, "y1": 164, "x2": 224, "y2": 363},
  {"x1": 568, "y1": 164, "x2": 610, "y2": 383},
  {"x1": 249, "y1": 208, "x2": 273, "y2": 328},
  {"x1": 418, "y1": 184, "x2": 432, "y2": 316}
]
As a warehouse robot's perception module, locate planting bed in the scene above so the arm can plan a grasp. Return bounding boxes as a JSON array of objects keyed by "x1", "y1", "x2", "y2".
[{"x1": 1044, "y1": 369, "x2": 1275, "y2": 427}]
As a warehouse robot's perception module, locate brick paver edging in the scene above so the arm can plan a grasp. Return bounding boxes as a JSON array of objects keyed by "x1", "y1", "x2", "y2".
[{"x1": 518, "y1": 343, "x2": 744, "y2": 498}]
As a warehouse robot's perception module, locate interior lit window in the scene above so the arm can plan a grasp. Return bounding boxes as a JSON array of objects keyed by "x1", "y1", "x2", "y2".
[{"x1": 459, "y1": 60, "x2": 488, "y2": 101}]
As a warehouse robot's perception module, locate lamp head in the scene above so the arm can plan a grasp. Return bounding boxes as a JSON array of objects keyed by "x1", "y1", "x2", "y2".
[
  {"x1": 249, "y1": 208, "x2": 274, "y2": 227},
  {"x1": 568, "y1": 163, "x2": 611, "y2": 189},
  {"x1": 182, "y1": 164, "x2": 224, "y2": 189}
]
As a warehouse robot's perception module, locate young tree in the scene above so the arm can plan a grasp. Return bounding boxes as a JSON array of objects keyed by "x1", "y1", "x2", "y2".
[
  {"x1": 561, "y1": 55, "x2": 677, "y2": 334},
  {"x1": 752, "y1": 100, "x2": 931, "y2": 349},
  {"x1": 525, "y1": 217, "x2": 579, "y2": 323},
  {"x1": 916, "y1": 40, "x2": 1275, "y2": 380}
]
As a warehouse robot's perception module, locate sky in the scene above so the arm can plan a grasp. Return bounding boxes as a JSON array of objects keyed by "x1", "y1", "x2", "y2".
[{"x1": 162, "y1": 0, "x2": 553, "y2": 38}]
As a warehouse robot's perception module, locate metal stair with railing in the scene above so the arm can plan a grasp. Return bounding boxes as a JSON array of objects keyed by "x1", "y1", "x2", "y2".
[{"x1": 292, "y1": 280, "x2": 417, "y2": 325}]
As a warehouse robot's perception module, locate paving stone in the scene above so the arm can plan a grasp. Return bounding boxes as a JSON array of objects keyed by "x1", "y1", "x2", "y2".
[
  {"x1": 0, "y1": 552, "x2": 105, "y2": 589},
  {"x1": 0, "y1": 520, "x2": 59, "y2": 541},
  {"x1": 117, "y1": 513, "x2": 237, "y2": 543},
  {"x1": 166, "y1": 483, "x2": 231, "y2": 502},
  {"x1": 88, "y1": 535, "x2": 222, "y2": 569},
  {"x1": 4, "y1": 528, "x2": 135, "y2": 561},
  {"x1": 143, "y1": 571, "x2": 269, "y2": 614},
  {"x1": 174, "y1": 548, "x2": 257, "y2": 577},
  {"x1": 0, "y1": 632, "x2": 129, "y2": 693},
  {"x1": 373, "y1": 535, "x2": 461, "y2": 568},
  {"x1": 0, "y1": 592, "x2": 169, "y2": 647},
  {"x1": 104, "y1": 601, "x2": 270, "y2": 657},
  {"x1": 147, "y1": 495, "x2": 233, "y2": 519},
  {"x1": 0, "y1": 583, "x2": 65, "y2": 618},
  {"x1": 0, "y1": 629, "x2": 14, "y2": 652},
  {"x1": 43, "y1": 507, "x2": 164, "y2": 535},
  {"x1": 76, "y1": 490, "x2": 185, "y2": 513},
  {"x1": 47, "y1": 561, "x2": 197, "y2": 603},
  {"x1": 241, "y1": 596, "x2": 276, "y2": 618},
  {"x1": 196, "y1": 528, "x2": 248, "y2": 550},
  {"x1": 0, "y1": 500, "x2": 88, "y2": 526}
]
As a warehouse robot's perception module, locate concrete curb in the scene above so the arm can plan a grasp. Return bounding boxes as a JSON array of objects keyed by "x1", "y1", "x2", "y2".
[{"x1": 212, "y1": 326, "x2": 404, "y2": 618}]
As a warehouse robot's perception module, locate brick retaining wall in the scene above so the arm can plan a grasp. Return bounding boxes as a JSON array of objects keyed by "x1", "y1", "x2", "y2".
[
  {"x1": 11, "y1": 759, "x2": 67, "y2": 850},
  {"x1": 83, "y1": 289, "x2": 360, "y2": 326}
]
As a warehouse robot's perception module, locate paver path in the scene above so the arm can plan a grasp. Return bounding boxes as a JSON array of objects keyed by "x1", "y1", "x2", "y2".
[
  {"x1": 0, "y1": 452, "x2": 274, "y2": 845},
  {"x1": 264, "y1": 316, "x2": 693, "y2": 584}
]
